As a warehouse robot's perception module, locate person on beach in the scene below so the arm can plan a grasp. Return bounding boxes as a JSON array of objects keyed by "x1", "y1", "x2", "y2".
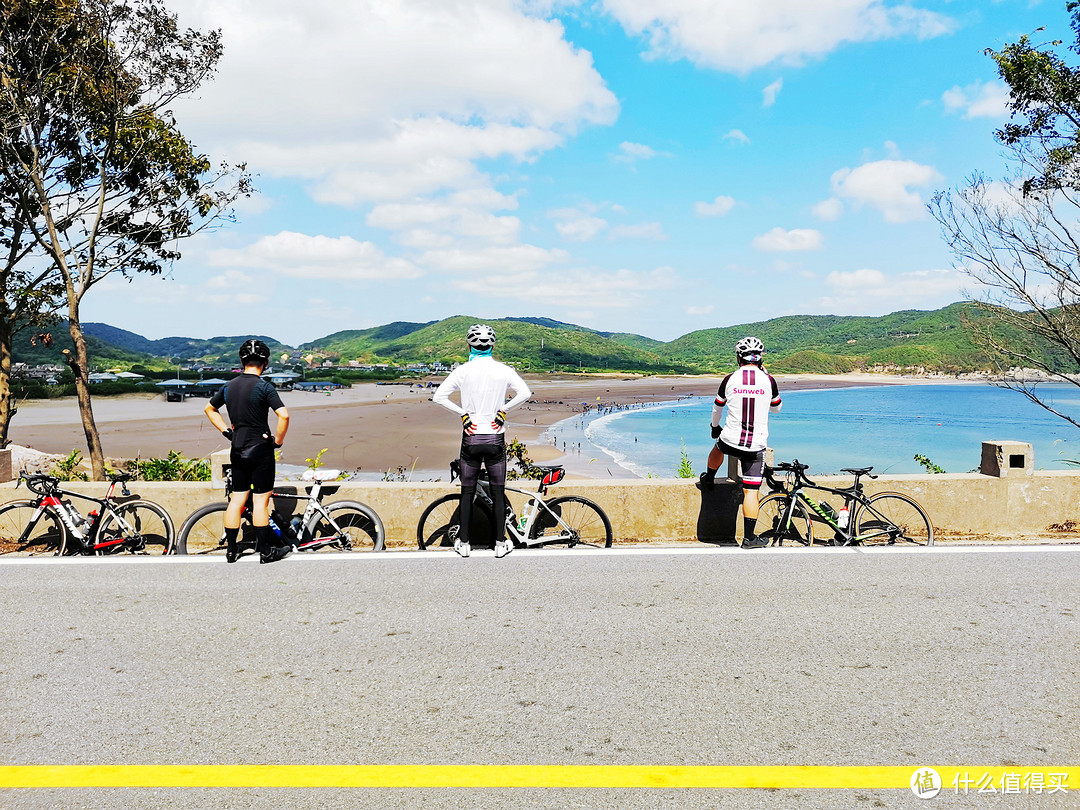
[
  {"x1": 432, "y1": 324, "x2": 532, "y2": 559},
  {"x1": 204, "y1": 339, "x2": 292, "y2": 564},
  {"x1": 699, "y1": 336, "x2": 782, "y2": 549}
]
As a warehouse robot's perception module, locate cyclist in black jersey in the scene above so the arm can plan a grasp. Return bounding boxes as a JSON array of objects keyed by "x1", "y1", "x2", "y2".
[{"x1": 205, "y1": 339, "x2": 292, "y2": 564}]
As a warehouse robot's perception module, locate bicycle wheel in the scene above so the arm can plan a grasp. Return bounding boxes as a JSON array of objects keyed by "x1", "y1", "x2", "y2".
[
  {"x1": 303, "y1": 501, "x2": 385, "y2": 552},
  {"x1": 529, "y1": 495, "x2": 613, "y2": 548},
  {"x1": 96, "y1": 500, "x2": 177, "y2": 555},
  {"x1": 755, "y1": 494, "x2": 814, "y2": 547},
  {"x1": 853, "y1": 492, "x2": 933, "y2": 547},
  {"x1": 0, "y1": 501, "x2": 66, "y2": 555},
  {"x1": 178, "y1": 503, "x2": 257, "y2": 557},
  {"x1": 416, "y1": 494, "x2": 496, "y2": 550}
]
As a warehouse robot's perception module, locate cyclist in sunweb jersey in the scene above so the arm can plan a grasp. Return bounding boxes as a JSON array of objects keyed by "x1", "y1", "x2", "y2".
[
  {"x1": 432, "y1": 324, "x2": 532, "y2": 559},
  {"x1": 204, "y1": 339, "x2": 292, "y2": 565},
  {"x1": 699, "y1": 336, "x2": 782, "y2": 549}
]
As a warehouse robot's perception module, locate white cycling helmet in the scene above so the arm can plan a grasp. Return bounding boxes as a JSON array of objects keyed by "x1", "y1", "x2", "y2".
[
  {"x1": 466, "y1": 323, "x2": 496, "y2": 350},
  {"x1": 735, "y1": 336, "x2": 765, "y2": 362}
]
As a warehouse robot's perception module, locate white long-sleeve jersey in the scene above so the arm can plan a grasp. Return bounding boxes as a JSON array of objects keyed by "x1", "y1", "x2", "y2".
[{"x1": 432, "y1": 356, "x2": 532, "y2": 435}]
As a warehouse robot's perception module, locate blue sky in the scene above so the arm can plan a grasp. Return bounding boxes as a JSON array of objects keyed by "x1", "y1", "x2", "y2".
[{"x1": 86, "y1": 0, "x2": 1065, "y2": 346}]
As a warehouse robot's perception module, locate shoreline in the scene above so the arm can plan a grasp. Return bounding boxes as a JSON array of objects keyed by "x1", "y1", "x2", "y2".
[{"x1": 6, "y1": 372, "x2": 982, "y2": 480}]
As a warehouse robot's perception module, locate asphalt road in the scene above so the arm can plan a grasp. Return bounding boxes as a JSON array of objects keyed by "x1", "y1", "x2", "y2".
[{"x1": 0, "y1": 546, "x2": 1077, "y2": 808}]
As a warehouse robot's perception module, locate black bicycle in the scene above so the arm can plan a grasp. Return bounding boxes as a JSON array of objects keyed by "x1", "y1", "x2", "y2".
[
  {"x1": 417, "y1": 460, "x2": 613, "y2": 550},
  {"x1": 0, "y1": 472, "x2": 176, "y2": 556},
  {"x1": 756, "y1": 460, "x2": 934, "y2": 547}
]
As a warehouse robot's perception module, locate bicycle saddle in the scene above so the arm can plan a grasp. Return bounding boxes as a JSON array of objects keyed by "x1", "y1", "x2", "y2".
[
  {"x1": 841, "y1": 467, "x2": 875, "y2": 476},
  {"x1": 302, "y1": 469, "x2": 341, "y2": 482}
]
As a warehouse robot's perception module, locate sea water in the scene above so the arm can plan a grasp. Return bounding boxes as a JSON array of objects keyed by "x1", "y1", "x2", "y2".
[{"x1": 572, "y1": 383, "x2": 1080, "y2": 477}]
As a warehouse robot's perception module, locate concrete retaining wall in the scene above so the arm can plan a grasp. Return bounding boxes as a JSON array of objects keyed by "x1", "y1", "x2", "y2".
[{"x1": 4, "y1": 469, "x2": 1079, "y2": 547}]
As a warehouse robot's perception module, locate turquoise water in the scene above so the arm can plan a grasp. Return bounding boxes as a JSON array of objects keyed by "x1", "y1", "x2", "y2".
[{"x1": 581, "y1": 383, "x2": 1080, "y2": 477}]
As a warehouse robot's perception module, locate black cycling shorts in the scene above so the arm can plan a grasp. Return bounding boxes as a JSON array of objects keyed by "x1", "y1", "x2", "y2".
[
  {"x1": 459, "y1": 434, "x2": 507, "y2": 488},
  {"x1": 230, "y1": 443, "x2": 275, "y2": 494},
  {"x1": 715, "y1": 438, "x2": 765, "y2": 489}
]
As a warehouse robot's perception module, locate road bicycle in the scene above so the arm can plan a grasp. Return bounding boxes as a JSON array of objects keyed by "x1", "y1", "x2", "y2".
[
  {"x1": 0, "y1": 472, "x2": 176, "y2": 556},
  {"x1": 756, "y1": 460, "x2": 934, "y2": 547},
  {"x1": 177, "y1": 468, "x2": 385, "y2": 556},
  {"x1": 417, "y1": 460, "x2": 613, "y2": 550}
]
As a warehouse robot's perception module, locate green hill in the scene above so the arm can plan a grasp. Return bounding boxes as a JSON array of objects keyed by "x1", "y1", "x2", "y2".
[
  {"x1": 661, "y1": 303, "x2": 1000, "y2": 373},
  {"x1": 19, "y1": 302, "x2": 1077, "y2": 376},
  {"x1": 301, "y1": 316, "x2": 680, "y2": 372}
]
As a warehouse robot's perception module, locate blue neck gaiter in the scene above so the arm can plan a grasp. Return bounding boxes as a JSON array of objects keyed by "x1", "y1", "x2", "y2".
[{"x1": 469, "y1": 348, "x2": 493, "y2": 360}]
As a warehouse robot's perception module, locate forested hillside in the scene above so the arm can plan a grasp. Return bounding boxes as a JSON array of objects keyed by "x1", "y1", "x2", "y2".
[{"x1": 15, "y1": 303, "x2": 1073, "y2": 375}]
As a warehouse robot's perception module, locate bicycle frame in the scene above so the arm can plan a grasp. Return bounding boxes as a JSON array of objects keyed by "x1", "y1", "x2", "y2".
[
  {"x1": 17, "y1": 474, "x2": 140, "y2": 553},
  {"x1": 471, "y1": 477, "x2": 591, "y2": 548},
  {"x1": 765, "y1": 463, "x2": 895, "y2": 546},
  {"x1": 223, "y1": 472, "x2": 349, "y2": 550}
]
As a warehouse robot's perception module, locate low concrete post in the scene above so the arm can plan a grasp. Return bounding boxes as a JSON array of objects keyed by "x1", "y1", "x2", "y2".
[
  {"x1": 210, "y1": 448, "x2": 231, "y2": 490},
  {"x1": 980, "y1": 440, "x2": 1033, "y2": 478},
  {"x1": 0, "y1": 448, "x2": 12, "y2": 483}
]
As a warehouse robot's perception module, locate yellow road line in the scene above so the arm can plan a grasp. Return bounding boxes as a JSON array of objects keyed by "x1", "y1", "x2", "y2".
[{"x1": 0, "y1": 765, "x2": 1075, "y2": 789}]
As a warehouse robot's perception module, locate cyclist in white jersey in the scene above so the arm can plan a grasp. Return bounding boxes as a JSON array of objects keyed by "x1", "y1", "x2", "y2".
[
  {"x1": 698, "y1": 336, "x2": 782, "y2": 549},
  {"x1": 433, "y1": 324, "x2": 532, "y2": 559}
]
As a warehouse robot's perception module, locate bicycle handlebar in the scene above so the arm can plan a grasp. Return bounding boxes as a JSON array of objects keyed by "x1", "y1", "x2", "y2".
[
  {"x1": 19, "y1": 472, "x2": 61, "y2": 496},
  {"x1": 765, "y1": 460, "x2": 878, "y2": 492}
]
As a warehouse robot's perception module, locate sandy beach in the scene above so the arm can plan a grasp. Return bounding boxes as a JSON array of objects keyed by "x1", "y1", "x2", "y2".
[{"x1": 7, "y1": 372, "x2": 920, "y2": 479}]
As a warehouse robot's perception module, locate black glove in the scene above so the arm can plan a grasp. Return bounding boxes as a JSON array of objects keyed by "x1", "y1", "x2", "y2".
[
  {"x1": 492, "y1": 409, "x2": 507, "y2": 429},
  {"x1": 462, "y1": 414, "x2": 476, "y2": 434},
  {"x1": 710, "y1": 424, "x2": 721, "y2": 439},
  {"x1": 222, "y1": 428, "x2": 234, "y2": 441}
]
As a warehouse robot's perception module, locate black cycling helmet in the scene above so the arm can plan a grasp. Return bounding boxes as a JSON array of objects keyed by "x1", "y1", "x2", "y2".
[
  {"x1": 238, "y1": 338, "x2": 271, "y2": 366},
  {"x1": 466, "y1": 323, "x2": 496, "y2": 350}
]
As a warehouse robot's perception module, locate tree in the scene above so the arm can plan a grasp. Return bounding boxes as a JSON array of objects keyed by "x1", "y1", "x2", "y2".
[
  {"x1": 0, "y1": 0, "x2": 250, "y2": 477},
  {"x1": 930, "y1": 4, "x2": 1080, "y2": 427}
]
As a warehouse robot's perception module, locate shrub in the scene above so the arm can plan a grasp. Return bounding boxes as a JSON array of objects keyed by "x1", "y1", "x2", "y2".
[{"x1": 126, "y1": 450, "x2": 210, "y2": 481}]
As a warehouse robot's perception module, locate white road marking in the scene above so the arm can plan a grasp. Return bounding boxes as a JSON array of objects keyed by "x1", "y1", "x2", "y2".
[{"x1": 1, "y1": 543, "x2": 1078, "y2": 565}]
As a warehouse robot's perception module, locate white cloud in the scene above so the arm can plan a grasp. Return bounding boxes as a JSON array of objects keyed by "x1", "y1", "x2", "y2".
[
  {"x1": 600, "y1": 0, "x2": 955, "y2": 72},
  {"x1": 548, "y1": 205, "x2": 610, "y2": 242},
  {"x1": 942, "y1": 80, "x2": 1010, "y2": 119},
  {"x1": 762, "y1": 78, "x2": 783, "y2": 107},
  {"x1": 618, "y1": 141, "x2": 657, "y2": 159},
  {"x1": 723, "y1": 129, "x2": 751, "y2": 145},
  {"x1": 830, "y1": 159, "x2": 943, "y2": 223},
  {"x1": 686, "y1": 304, "x2": 714, "y2": 315},
  {"x1": 556, "y1": 216, "x2": 609, "y2": 242},
  {"x1": 206, "y1": 269, "x2": 257, "y2": 289},
  {"x1": 366, "y1": 199, "x2": 522, "y2": 247},
  {"x1": 419, "y1": 244, "x2": 569, "y2": 274},
  {"x1": 827, "y1": 268, "x2": 887, "y2": 290},
  {"x1": 173, "y1": 0, "x2": 618, "y2": 205},
  {"x1": 613, "y1": 140, "x2": 666, "y2": 166},
  {"x1": 752, "y1": 227, "x2": 823, "y2": 252},
  {"x1": 208, "y1": 231, "x2": 421, "y2": 280},
  {"x1": 695, "y1": 195, "x2": 737, "y2": 217},
  {"x1": 454, "y1": 265, "x2": 677, "y2": 307},
  {"x1": 820, "y1": 267, "x2": 964, "y2": 309},
  {"x1": 609, "y1": 221, "x2": 666, "y2": 240},
  {"x1": 812, "y1": 197, "x2": 844, "y2": 221}
]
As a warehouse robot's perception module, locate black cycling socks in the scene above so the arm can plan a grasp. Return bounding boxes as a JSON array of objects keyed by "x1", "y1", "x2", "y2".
[
  {"x1": 744, "y1": 516, "x2": 757, "y2": 541},
  {"x1": 254, "y1": 524, "x2": 276, "y2": 554},
  {"x1": 458, "y1": 485, "x2": 476, "y2": 546},
  {"x1": 224, "y1": 526, "x2": 239, "y2": 555}
]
